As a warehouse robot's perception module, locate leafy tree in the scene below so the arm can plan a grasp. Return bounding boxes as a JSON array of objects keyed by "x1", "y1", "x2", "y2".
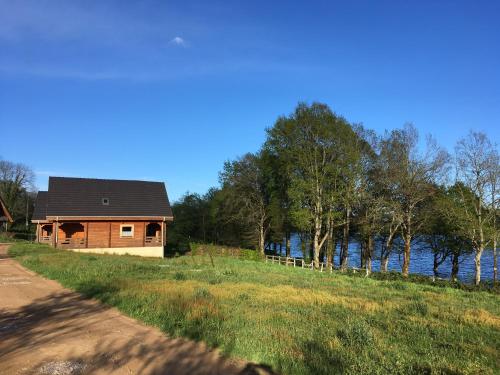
[
  {"x1": 337, "y1": 124, "x2": 367, "y2": 271},
  {"x1": 422, "y1": 185, "x2": 472, "y2": 281},
  {"x1": 455, "y1": 132, "x2": 498, "y2": 285},
  {"x1": 262, "y1": 148, "x2": 295, "y2": 256},
  {"x1": 265, "y1": 102, "x2": 357, "y2": 267},
  {"x1": 169, "y1": 192, "x2": 208, "y2": 248},
  {"x1": 219, "y1": 152, "x2": 272, "y2": 254},
  {"x1": 377, "y1": 124, "x2": 450, "y2": 277},
  {"x1": 351, "y1": 126, "x2": 381, "y2": 275}
]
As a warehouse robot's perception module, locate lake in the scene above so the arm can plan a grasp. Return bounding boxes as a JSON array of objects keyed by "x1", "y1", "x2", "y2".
[{"x1": 282, "y1": 234, "x2": 495, "y2": 283}]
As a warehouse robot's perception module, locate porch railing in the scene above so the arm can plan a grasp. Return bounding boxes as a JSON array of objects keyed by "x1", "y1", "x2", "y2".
[
  {"x1": 145, "y1": 236, "x2": 162, "y2": 246},
  {"x1": 40, "y1": 236, "x2": 52, "y2": 243},
  {"x1": 58, "y1": 238, "x2": 86, "y2": 248}
]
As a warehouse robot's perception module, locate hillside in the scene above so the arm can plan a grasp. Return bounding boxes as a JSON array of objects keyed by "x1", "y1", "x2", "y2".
[{"x1": 8, "y1": 242, "x2": 500, "y2": 375}]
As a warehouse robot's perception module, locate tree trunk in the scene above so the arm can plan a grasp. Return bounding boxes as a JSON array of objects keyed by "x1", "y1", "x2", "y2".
[
  {"x1": 365, "y1": 235, "x2": 373, "y2": 276},
  {"x1": 313, "y1": 214, "x2": 322, "y2": 268},
  {"x1": 331, "y1": 236, "x2": 337, "y2": 269},
  {"x1": 381, "y1": 236, "x2": 392, "y2": 273},
  {"x1": 450, "y1": 252, "x2": 459, "y2": 282},
  {"x1": 381, "y1": 256, "x2": 389, "y2": 273},
  {"x1": 474, "y1": 248, "x2": 483, "y2": 286},
  {"x1": 326, "y1": 224, "x2": 335, "y2": 268},
  {"x1": 493, "y1": 236, "x2": 497, "y2": 283},
  {"x1": 474, "y1": 199, "x2": 484, "y2": 285},
  {"x1": 360, "y1": 239, "x2": 366, "y2": 269},
  {"x1": 433, "y1": 252, "x2": 439, "y2": 278},
  {"x1": 259, "y1": 224, "x2": 265, "y2": 255},
  {"x1": 402, "y1": 232, "x2": 411, "y2": 277},
  {"x1": 340, "y1": 207, "x2": 350, "y2": 271}
]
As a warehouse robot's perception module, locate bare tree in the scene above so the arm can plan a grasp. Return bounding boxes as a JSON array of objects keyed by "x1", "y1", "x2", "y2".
[
  {"x1": 487, "y1": 152, "x2": 499, "y2": 283},
  {"x1": 455, "y1": 132, "x2": 498, "y2": 285},
  {"x1": 0, "y1": 159, "x2": 36, "y2": 229}
]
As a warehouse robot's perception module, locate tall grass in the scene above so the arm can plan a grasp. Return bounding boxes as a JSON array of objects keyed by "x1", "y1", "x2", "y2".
[{"x1": 9, "y1": 242, "x2": 500, "y2": 375}]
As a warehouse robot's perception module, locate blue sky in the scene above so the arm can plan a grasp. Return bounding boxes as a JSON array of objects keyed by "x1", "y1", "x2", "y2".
[{"x1": 1, "y1": 0, "x2": 499, "y2": 202}]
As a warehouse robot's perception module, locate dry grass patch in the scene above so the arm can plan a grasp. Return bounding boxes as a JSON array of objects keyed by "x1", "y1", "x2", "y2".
[{"x1": 462, "y1": 309, "x2": 500, "y2": 328}]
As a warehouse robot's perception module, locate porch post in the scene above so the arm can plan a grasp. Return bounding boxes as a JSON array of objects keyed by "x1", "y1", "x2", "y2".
[
  {"x1": 161, "y1": 221, "x2": 164, "y2": 246},
  {"x1": 162, "y1": 221, "x2": 167, "y2": 246},
  {"x1": 54, "y1": 221, "x2": 59, "y2": 248},
  {"x1": 143, "y1": 222, "x2": 146, "y2": 247},
  {"x1": 85, "y1": 222, "x2": 89, "y2": 248}
]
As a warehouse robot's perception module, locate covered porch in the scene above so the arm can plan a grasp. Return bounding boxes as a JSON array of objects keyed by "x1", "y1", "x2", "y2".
[
  {"x1": 57, "y1": 222, "x2": 87, "y2": 248},
  {"x1": 144, "y1": 222, "x2": 162, "y2": 246},
  {"x1": 36, "y1": 220, "x2": 166, "y2": 249},
  {"x1": 38, "y1": 223, "x2": 54, "y2": 244}
]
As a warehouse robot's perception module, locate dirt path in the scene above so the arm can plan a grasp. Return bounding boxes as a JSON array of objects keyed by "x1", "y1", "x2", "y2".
[{"x1": 0, "y1": 244, "x2": 271, "y2": 375}]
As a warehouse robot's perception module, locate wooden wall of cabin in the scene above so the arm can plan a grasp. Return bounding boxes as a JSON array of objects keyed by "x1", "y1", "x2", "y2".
[
  {"x1": 110, "y1": 221, "x2": 145, "y2": 248},
  {"x1": 87, "y1": 222, "x2": 110, "y2": 248},
  {"x1": 85, "y1": 221, "x2": 165, "y2": 248}
]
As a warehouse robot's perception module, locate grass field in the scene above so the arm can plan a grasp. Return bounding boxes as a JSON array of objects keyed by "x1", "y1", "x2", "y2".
[{"x1": 7, "y1": 242, "x2": 500, "y2": 375}]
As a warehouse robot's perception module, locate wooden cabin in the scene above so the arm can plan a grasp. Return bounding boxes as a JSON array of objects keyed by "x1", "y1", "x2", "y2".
[
  {"x1": 32, "y1": 177, "x2": 173, "y2": 258},
  {"x1": 0, "y1": 195, "x2": 13, "y2": 229}
]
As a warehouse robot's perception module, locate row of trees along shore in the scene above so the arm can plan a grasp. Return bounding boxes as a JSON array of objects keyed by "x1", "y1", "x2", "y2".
[{"x1": 170, "y1": 102, "x2": 499, "y2": 285}]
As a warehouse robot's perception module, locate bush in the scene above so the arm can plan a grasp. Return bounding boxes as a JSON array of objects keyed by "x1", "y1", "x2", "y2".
[{"x1": 189, "y1": 242, "x2": 262, "y2": 261}]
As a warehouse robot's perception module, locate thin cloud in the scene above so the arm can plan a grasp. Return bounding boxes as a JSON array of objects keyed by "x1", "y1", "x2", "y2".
[{"x1": 170, "y1": 36, "x2": 186, "y2": 46}]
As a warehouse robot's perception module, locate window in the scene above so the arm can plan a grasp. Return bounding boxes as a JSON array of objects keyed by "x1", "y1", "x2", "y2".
[
  {"x1": 120, "y1": 225, "x2": 134, "y2": 238},
  {"x1": 102, "y1": 198, "x2": 109, "y2": 205}
]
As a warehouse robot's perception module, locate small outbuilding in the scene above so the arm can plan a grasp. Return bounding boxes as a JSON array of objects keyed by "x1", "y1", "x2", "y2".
[
  {"x1": 0, "y1": 195, "x2": 13, "y2": 228},
  {"x1": 32, "y1": 177, "x2": 173, "y2": 258}
]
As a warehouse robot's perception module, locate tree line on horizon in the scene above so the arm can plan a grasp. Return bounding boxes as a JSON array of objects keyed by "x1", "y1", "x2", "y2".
[{"x1": 170, "y1": 102, "x2": 499, "y2": 285}]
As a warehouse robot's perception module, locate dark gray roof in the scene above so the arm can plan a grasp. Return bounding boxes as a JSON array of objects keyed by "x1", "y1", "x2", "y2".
[
  {"x1": 32, "y1": 177, "x2": 173, "y2": 219},
  {"x1": 32, "y1": 191, "x2": 48, "y2": 220}
]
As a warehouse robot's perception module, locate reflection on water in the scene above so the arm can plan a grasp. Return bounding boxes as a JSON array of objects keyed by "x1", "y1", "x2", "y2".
[{"x1": 282, "y1": 234, "x2": 495, "y2": 283}]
